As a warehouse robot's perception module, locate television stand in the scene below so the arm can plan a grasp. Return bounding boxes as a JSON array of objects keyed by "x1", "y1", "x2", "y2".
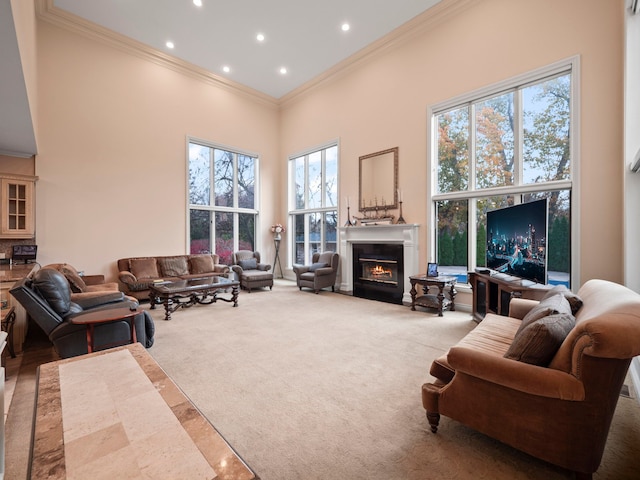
[{"x1": 468, "y1": 271, "x2": 552, "y2": 323}]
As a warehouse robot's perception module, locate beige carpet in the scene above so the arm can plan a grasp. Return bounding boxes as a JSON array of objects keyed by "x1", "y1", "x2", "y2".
[{"x1": 143, "y1": 279, "x2": 640, "y2": 480}]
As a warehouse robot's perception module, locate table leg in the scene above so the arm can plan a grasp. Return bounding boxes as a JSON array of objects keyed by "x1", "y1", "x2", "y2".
[
  {"x1": 86, "y1": 325, "x2": 94, "y2": 353},
  {"x1": 450, "y1": 283, "x2": 457, "y2": 311},
  {"x1": 437, "y1": 285, "x2": 445, "y2": 316},
  {"x1": 410, "y1": 280, "x2": 418, "y2": 311},
  {"x1": 231, "y1": 285, "x2": 239, "y2": 307},
  {"x1": 163, "y1": 297, "x2": 172, "y2": 321}
]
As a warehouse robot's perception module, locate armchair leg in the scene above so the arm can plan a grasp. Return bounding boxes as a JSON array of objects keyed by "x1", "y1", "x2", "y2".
[
  {"x1": 426, "y1": 411, "x2": 440, "y2": 433},
  {"x1": 299, "y1": 287, "x2": 302, "y2": 291},
  {"x1": 331, "y1": 286, "x2": 335, "y2": 292}
]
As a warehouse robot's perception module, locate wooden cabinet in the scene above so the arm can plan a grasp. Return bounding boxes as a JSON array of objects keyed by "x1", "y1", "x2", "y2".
[
  {"x1": 468, "y1": 271, "x2": 551, "y2": 322},
  {"x1": 0, "y1": 174, "x2": 36, "y2": 239}
]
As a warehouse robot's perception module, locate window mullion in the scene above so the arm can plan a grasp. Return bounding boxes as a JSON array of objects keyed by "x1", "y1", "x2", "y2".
[{"x1": 514, "y1": 89, "x2": 523, "y2": 186}]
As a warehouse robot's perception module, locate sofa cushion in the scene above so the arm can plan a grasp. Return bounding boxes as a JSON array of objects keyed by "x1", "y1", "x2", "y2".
[
  {"x1": 158, "y1": 256, "x2": 189, "y2": 277},
  {"x1": 541, "y1": 285, "x2": 584, "y2": 315},
  {"x1": 189, "y1": 255, "x2": 215, "y2": 274},
  {"x1": 239, "y1": 258, "x2": 258, "y2": 270},
  {"x1": 309, "y1": 262, "x2": 328, "y2": 272},
  {"x1": 129, "y1": 258, "x2": 159, "y2": 279},
  {"x1": 517, "y1": 293, "x2": 572, "y2": 335},
  {"x1": 504, "y1": 313, "x2": 576, "y2": 366},
  {"x1": 61, "y1": 264, "x2": 87, "y2": 293}
]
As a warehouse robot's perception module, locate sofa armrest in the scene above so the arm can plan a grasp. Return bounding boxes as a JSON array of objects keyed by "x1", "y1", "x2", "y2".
[
  {"x1": 292, "y1": 265, "x2": 310, "y2": 275},
  {"x1": 82, "y1": 274, "x2": 106, "y2": 286},
  {"x1": 119, "y1": 271, "x2": 137, "y2": 285},
  {"x1": 73, "y1": 292, "x2": 127, "y2": 310},
  {"x1": 314, "y1": 267, "x2": 334, "y2": 276},
  {"x1": 213, "y1": 264, "x2": 230, "y2": 274},
  {"x1": 508, "y1": 298, "x2": 539, "y2": 319},
  {"x1": 257, "y1": 263, "x2": 271, "y2": 271},
  {"x1": 447, "y1": 346, "x2": 585, "y2": 401}
]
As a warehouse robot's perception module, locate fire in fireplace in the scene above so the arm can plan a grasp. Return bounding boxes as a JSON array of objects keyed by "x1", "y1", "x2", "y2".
[{"x1": 353, "y1": 243, "x2": 404, "y2": 304}]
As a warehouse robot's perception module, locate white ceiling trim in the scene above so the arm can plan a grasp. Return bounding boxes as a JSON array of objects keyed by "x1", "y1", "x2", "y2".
[{"x1": 36, "y1": 0, "x2": 476, "y2": 108}]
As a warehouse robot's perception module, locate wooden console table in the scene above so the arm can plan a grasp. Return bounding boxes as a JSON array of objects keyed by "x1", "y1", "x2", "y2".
[
  {"x1": 409, "y1": 275, "x2": 457, "y2": 316},
  {"x1": 468, "y1": 271, "x2": 552, "y2": 322}
]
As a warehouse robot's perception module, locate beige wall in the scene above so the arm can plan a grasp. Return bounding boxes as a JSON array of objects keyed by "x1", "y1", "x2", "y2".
[
  {"x1": 281, "y1": 0, "x2": 625, "y2": 287},
  {"x1": 36, "y1": 21, "x2": 279, "y2": 278},
  {"x1": 31, "y1": 0, "x2": 625, "y2": 288}
]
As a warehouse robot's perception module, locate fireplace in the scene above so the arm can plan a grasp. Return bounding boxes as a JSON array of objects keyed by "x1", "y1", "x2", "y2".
[{"x1": 353, "y1": 243, "x2": 404, "y2": 304}]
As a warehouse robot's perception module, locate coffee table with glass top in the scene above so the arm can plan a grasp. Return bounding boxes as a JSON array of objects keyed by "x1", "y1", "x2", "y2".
[{"x1": 149, "y1": 275, "x2": 240, "y2": 321}]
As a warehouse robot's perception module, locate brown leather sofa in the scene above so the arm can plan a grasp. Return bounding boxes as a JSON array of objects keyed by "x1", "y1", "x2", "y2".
[
  {"x1": 117, "y1": 254, "x2": 230, "y2": 301},
  {"x1": 422, "y1": 279, "x2": 640, "y2": 479}
]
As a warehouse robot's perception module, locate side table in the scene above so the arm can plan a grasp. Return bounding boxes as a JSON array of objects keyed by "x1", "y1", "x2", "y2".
[
  {"x1": 409, "y1": 275, "x2": 457, "y2": 316},
  {"x1": 69, "y1": 307, "x2": 139, "y2": 353}
]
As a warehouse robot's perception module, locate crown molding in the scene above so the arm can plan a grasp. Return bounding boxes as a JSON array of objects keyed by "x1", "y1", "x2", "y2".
[
  {"x1": 35, "y1": 0, "x2": 279, "y2": 109},
  {"x1": 35, "y1": 0, "x2": 475, "y2": 109},
  {"x1": 279, "y1": 0, "x2": 478, "y2": 107}
]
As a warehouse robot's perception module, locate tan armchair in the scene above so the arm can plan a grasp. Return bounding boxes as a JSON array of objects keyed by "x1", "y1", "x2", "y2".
[
  {"x1": 292, "y1": 252, "x2": 339, "y2": 294},
  {"x1": 231, "y1": 251, "x2": 273, "y2": 292},
  {"x1": 422, "y1": 279, "x2": 640, "y2": 479}
]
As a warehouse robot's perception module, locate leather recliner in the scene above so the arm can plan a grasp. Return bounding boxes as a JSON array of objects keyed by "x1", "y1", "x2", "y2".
[{"x1": 10, "y1": 267, "x2": 155, "y2": 358}]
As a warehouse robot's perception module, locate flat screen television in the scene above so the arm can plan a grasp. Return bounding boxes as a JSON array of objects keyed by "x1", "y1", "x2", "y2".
[
  {"x1": 12, "y1": 244, "x2": 37, "y2": 264},
  {"x1": 485, "y1": 199, "x2": 548, "y2": 284}
]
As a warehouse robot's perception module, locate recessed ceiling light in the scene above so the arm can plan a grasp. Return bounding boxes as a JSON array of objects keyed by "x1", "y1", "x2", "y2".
[
  {"x1": 222, "y1": 66, "x2": 230, "y2": 73},
  {"x1": 193, "y1": 0, "x2": 203, "y2": 6},
  {"x1": 256, "y1": 33, "x2": 265, "y2": 42},
  {"x1": 279, "y1": 67, "x2": 288, "y2": 75},
  {"x1": 166, "y1": 41, "x2": 175, "y2": 49},
  {"x1": 341, "y1": 23, "x2": 350, "y2": 32}
]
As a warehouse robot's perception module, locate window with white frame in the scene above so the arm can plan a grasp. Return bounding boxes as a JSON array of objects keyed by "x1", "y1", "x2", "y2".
[
  {"x1": 429, "y1": 59, "x2": 577, "y2": 288},
  {"x1": 188, "y1": 139, "x2": 258, "y2": 265},
  {"x1": 289, "y1": 143, "x2": 338, "y2": 265}
]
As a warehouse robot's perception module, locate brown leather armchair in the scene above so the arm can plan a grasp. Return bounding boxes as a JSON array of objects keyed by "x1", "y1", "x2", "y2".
[
  {"x1": 231, "y1": 251, "x2": 273, "y2": 292},
  {"x1": 293, "y1": 251, "x2": 339, "y2": 293}
]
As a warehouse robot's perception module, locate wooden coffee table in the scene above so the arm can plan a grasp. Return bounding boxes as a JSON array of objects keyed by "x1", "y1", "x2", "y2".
[{"x1": 149, "y1": 275, "x2": 240, "y2": 321}]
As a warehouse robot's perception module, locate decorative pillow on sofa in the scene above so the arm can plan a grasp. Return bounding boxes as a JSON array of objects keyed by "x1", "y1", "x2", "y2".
[
  {"x1": 129, "y1": 258, "x2": 159, "y2": 279},
  {"x1": 158, "y1": 256, "x2": 189, "y2": 277},
  {"x1": 308, "y1": 262, "x2": 328, "y2": 272},
  {"x1": 239, "y1": 258, "x2": 258, "y2": 270},
  {"x1": 541, "y1": 285, "x2": 584, "y2": 315},
  {"x1": 504, "y1": 313, "x2": 576, "y2": 366},
  {"x1": 189, "y1": 255, "x2": 215, "y2": 274},
  {"x1": 517, "y1": 293, "x2": 572, "y2": 336},
  {"x1": 61, "y1": 264, "x2": 87, "y2": 293}
]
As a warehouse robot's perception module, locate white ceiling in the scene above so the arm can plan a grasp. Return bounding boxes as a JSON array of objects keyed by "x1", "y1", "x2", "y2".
[{"x1": 53, "y1": 0, "x2": 442, "y2": 99}]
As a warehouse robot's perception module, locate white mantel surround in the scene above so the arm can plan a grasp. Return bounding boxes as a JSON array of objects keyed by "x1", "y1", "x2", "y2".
[{"x1": 338, "y1": 224, "x2": 420, "y2": 304}]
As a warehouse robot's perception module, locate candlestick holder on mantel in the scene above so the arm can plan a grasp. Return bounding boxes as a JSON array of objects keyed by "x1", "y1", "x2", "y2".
[
  {"x1": 396, "y1": 201, "x2": 406, "y2": 224},
  {"x1": 344, "y1": 206, "x2": 356, "y2": 227}
]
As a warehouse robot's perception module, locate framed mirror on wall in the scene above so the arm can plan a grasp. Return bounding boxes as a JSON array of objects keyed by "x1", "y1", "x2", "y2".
[{"x1": 359, "y1": 147, "x2": 398, "y2": 212}]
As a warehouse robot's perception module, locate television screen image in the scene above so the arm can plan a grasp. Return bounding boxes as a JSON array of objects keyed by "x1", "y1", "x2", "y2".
[
  {"x1": 12, "y1": 244, "x2": 37, "y2": 264},
  {"x1": 485, "y1": 199, "x2": 548, "y2": 284}
]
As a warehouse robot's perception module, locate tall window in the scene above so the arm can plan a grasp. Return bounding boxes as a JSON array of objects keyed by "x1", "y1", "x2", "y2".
[
  {"x1": 188, "y1": 139, "x2": 258, "y2": 265},
  {"x1": 429, "y1": 59, "x2": 577, "y2": 287},
  {"x1": 289, "y1": 144, "x2": 338, "y2": 265}
]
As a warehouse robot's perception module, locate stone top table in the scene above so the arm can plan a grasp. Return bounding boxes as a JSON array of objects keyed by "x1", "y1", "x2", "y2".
[{"x1": 30, "y1": 343, "x2": 258, "y2": 479}]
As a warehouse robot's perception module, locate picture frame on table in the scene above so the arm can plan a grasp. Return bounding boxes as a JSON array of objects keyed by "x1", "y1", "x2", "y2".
[{"x1": 427, "y1": 262, "x2": 438, "y2": 277}]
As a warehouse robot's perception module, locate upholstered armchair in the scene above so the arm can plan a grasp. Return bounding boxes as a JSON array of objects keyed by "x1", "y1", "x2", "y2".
[
  {"x1": 10, "y1": 267, "x2": 155, "y2": 358},
  {"x1": 293, "y1": 251, "x2": 339, "y2": 293},
  {"x1": 231, "y1": 250, "x2": 274, "y2": 292}
]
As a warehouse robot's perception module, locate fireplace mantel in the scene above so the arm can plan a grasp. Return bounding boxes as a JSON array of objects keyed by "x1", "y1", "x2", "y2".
[{"x1": 338, "y1": 224, "x2": 420, "y2": 304}]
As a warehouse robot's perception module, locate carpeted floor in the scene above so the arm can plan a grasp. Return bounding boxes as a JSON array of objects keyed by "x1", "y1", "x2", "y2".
[{"x1": 6, "y1": 279, "x2": 640, "y2": 479}]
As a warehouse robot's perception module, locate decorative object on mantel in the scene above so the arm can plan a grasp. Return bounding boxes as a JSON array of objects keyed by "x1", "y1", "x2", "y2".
[
  {"x1": 396, "y1": 188, "x2": 406, "y2": 224},
  {"x1": 344, "y1": 197, "x2": 356, "y2": 227},
  {"x1": 271, "y1": 224, "x2": 285, "y2": 278}
]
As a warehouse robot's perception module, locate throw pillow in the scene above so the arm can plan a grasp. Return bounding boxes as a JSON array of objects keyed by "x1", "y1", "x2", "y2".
[
  {"x1": 517, "y1": 293, "x2": 572, "y2": 336},
  {"x1": 308, "y1": 262, "x2": 328, "y2": 272},
  {"x1": 129, "y1": 258, "x2": 159, "y2": 280},
  {"x1": 239, "y1": 258, "x2": 258, "y2": 270},
  {"x1": 541, "y1": 285, "x2": 584, "y2": 315},
  {"x1": 61, "y1": 264, "x2": 87, "y2": 293},
  {"x1": 159, "y1": 256, "x2": 189, "y2": 277},
  {"x1": 190, "y1": 255, "x2": 215, "y2": 274},
  {"x1": 504, "y1": 313, "x2": 576, "y2": 366}
]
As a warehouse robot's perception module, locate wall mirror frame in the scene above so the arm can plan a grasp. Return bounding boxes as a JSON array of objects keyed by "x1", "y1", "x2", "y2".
[{"x1": 359, "y1": 147, "x2": 398, "y2": 212}]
